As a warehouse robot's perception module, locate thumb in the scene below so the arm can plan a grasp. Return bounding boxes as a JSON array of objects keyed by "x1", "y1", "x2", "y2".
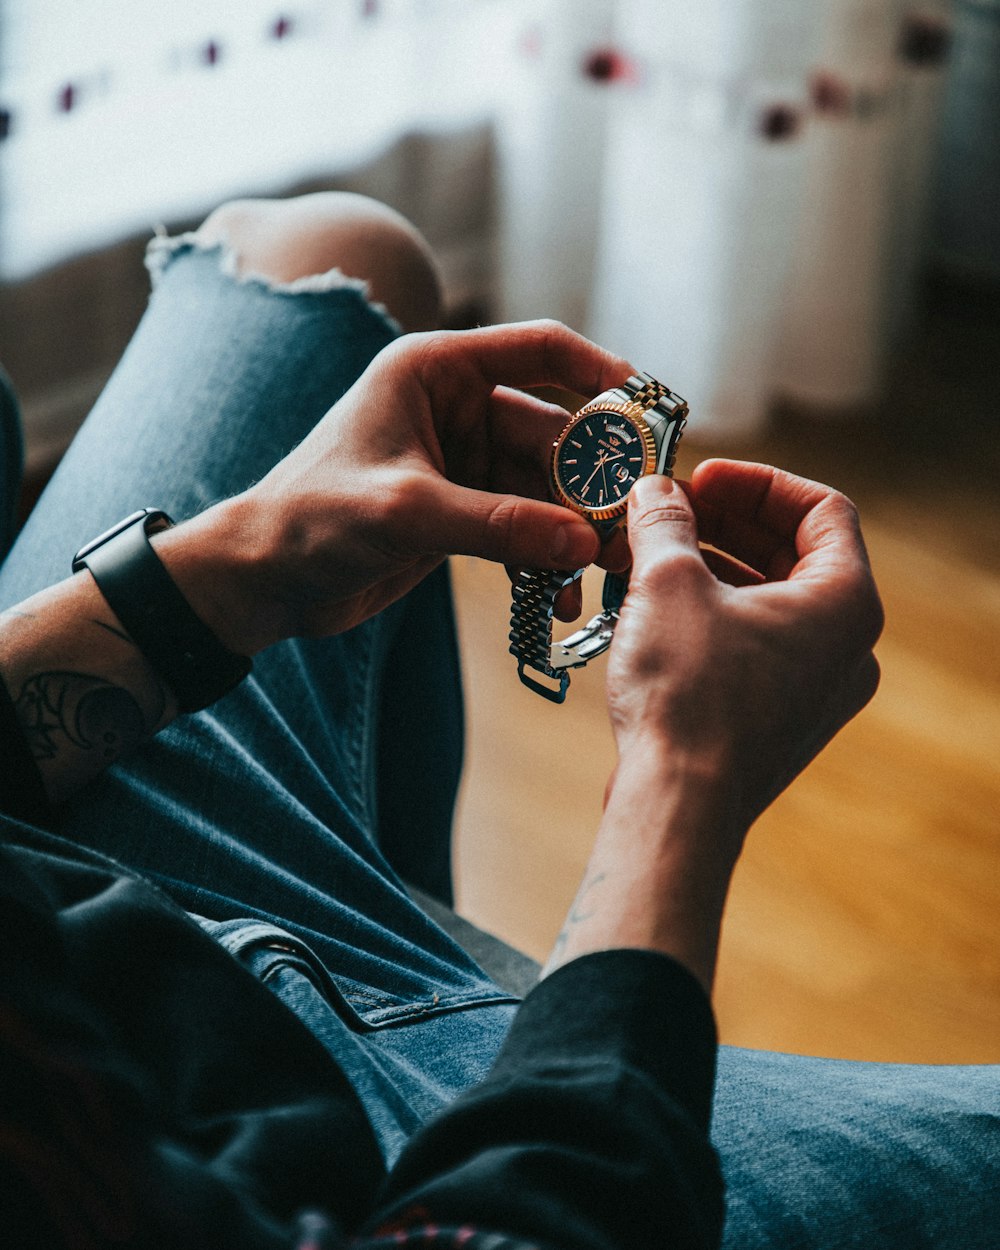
[
  {"x1": 425, "y1": 480, "x2": 600, "y2": 569},
  {"x1": 627, "y1": 475, "x2": 701, "y2": 574}
]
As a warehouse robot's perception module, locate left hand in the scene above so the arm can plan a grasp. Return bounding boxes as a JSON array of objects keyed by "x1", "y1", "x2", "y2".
[
  {"x1": 174, "y1": 321, "x2": 632, "y2": 652},
  {"x1": 606, "y1": 462, "x2": 884, "y2": 844}
]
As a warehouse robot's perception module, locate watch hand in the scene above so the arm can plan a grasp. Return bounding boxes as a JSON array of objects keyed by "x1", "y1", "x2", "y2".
[{"x1": 581, "y1": 455, "x2": 607, "y2": 496}]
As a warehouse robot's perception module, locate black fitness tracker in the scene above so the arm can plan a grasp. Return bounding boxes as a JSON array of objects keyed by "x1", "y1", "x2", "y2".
[{"x1": 72, "y1": 509, "x2": 252, "y2": 713}]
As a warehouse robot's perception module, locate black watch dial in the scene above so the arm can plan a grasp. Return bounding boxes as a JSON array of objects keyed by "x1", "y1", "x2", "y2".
[{"x1": 552, "y1": 404, "x2": 656, "y2": 523}]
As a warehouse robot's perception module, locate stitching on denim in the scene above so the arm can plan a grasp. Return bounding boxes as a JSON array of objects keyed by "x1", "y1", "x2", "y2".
[
  {"x1": 342, "y1": 624, "x2": 376, "y2": 828},
  {"x1": 344, "y1": 988, "x2": 394, "y2": 1007},
  {"x1": 354, "y1": 991, "x2": 520, "y2": 1027},
  {"x1": 356, "y1": 611, "x2": 392, "y2": 841}
]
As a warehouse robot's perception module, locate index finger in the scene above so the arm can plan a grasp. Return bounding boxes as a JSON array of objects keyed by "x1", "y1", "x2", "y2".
[
  {"x1": 409, "y1": 319, "x2": 633, "y2": 403},
  {"x1": 688, "y1": 459, "x2": 865, "y2": 582},
  {"x1": 692, "y1": 459, "x2": 883, "y2": 648}
]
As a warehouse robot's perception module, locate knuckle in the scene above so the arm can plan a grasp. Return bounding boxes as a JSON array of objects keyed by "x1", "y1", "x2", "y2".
[
  {"x1": 372, "y1": 334, "x2": 416, "y2": 377},
  {"x1": 833, "y1": 491, "x2": 862, "y2": 531},
  {"x1": 631, "y1": 501, "x2": 695, "y2": 531},
  {"x1": 530, "y1": 316, "x2": 571, "y2": 339},
  {"x1": 531, "y1": 318, "x2": 574, "y2": 369},
  {"x1": 826, "y1": 487, "x2": 863, "y2": 532},
  {"x1": 636, "y1": 546, "x2": 705, "y2": 595},
  {"x1": 484, "y1": 494, "x2": 521, "y2": 547},
  {"x1": 402, "y1": 330, "x2": 458, "y2": 387},
  {"x1": 375, "y1": 470, "x2": 430, "y2": 540}
]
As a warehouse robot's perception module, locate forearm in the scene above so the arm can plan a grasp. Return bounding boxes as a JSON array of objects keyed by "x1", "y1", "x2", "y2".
[
  {"x1": 543, "y1": 745, "x2": 744, "y2": 994},
  {"x1": 0, "y1": 496, "x2": 282, "y2": 809},
  {"x1": 0, "y1": 575, "x2": 177, "y2": 806}
]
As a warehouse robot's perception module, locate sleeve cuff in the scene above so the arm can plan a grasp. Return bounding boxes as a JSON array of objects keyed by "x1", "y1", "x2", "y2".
[{"x1": 493, "y1": 948, "x2": 718, "y2": 1130}]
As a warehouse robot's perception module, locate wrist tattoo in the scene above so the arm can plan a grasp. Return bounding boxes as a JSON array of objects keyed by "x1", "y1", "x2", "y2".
[
  {"x1": 14, "y1": 671, "x2": 149, "y2": 764},
  {"x1": 550, "y1": 870, "x2": 608, "y2": 963}
]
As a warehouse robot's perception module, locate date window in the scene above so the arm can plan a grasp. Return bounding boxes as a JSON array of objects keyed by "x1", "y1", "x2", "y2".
[{"x1": 615, "y1": 465, "x2": 631, "y2": 483}]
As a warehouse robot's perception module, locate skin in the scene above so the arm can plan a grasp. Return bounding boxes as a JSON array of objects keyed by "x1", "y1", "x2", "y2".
[
  {"x1": 0, "y1": 320, "x2": 883, "y2": 996},
  {"x1": 151, "y1": 319, "x2": 633, "y2": 655},
  {"x1": 0, "y1": 320, "x2": 631, "y2": 801},
  {"x1": 544, "y1": 464, "x2": 884, "y2": 990}
]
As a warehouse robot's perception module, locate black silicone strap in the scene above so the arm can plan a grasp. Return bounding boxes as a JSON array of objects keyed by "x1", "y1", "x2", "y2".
[{"x1": 72, "y1": 509, "x2": 252, "y2": 713}]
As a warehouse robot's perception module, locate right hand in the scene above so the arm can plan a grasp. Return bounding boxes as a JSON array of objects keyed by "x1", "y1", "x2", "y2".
[{"x1": 606, "y1": 460, "x2": 884, "y2": 858}]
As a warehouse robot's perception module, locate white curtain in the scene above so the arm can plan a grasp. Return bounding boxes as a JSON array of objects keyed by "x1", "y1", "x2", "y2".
[
  {"x1": 1, "y1": 0, "x2": 965, "y2": 443},
  {"x1": 0, "y1": 0, "x2": 516, "y2": 278},
  {"x1": 496, "y1": 0, "x2": 957, "y2": 439}
]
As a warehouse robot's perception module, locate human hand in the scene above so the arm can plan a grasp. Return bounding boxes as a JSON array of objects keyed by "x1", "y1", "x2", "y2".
[
  {"x1": 606, "y1": 460, "x2": 884, "y2": 851},
  {"x1": 543, "y1": 460, "x2": 882, "y2": 988},
  {"x1": 205, "y1": 321, "x2": 632, "y2": 650}
]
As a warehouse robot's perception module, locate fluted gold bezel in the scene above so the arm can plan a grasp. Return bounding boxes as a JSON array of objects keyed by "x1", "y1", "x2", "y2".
[{"x1": 550, "y1": 401, "x2": 657, "y2": 522}]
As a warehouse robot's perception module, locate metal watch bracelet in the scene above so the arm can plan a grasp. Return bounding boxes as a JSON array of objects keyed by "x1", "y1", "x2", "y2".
[{"x1": 509, "y1": 372, "x2": 687, "y2": 704}]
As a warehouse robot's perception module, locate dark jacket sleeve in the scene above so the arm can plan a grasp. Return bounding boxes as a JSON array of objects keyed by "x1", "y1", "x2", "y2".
[
  {"x1": 0, "y1": 835, "x2": 723, "y2": 1250},
  {"x1": 0, "y1": 839, "x2": 386, "y2": 1250},
  {"x1": 352, "y1": 950, "x2": 724, "y2": 1250},
  {"x1": 0, "y1": 673, "x2": 48, "y2": 821}
]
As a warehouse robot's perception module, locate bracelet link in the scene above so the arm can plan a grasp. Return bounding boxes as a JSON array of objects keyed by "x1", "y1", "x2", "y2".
[
  {"x1": 509, "y1": 369, "x2": 688, "y2": 702},
  {"x1": 509, "y1": 569, "x2": 583, "y2": 702}
]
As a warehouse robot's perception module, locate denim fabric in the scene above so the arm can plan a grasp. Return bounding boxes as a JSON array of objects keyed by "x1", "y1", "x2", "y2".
[
  {"x1": 196, "y1": 913, "x2": 515, "y2": 1165},
  {"x1": 1, "y1": 237, "x2": 997, "y2": 1228},
  {"x1": 0, "y1": 240, "x2": 518, "y2": 1161},
  {"x1": 714, "y1": 1046, "x2": 1000, "y2": 1248}
]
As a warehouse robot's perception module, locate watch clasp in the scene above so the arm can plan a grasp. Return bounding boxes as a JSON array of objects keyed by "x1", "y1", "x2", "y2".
[
  {"x1": 516, "y1": 662, "x2": 571, "y2": 703},
  {"x1": 548, "y1": 609, "x2": 618, "y2": 670},
  {"x1": 548, "y1": 571, "x2": 630, "y2": 671}
]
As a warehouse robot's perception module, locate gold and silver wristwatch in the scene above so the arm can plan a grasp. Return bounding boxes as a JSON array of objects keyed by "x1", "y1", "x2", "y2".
[{"x1": 509, "y1": 372, "x2": 688, "y2": 703}]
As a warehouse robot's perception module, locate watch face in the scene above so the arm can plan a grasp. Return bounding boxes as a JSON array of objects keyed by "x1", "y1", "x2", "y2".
[{"x1": 551, "y1": 402, "x2": 656, "y2": 523}]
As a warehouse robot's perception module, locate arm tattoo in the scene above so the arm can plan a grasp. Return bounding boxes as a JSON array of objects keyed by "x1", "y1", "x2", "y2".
[
  {"x1": 14, "y1": 671, "x2": 148, "y2": 764},
  {"x1": 550, "y1": 870, "x2": 608, "y2": 963}
]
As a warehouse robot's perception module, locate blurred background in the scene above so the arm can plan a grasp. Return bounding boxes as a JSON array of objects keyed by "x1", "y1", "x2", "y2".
[{"x1": 1, "y1": 0, "x2": 998, "y2": 1061}]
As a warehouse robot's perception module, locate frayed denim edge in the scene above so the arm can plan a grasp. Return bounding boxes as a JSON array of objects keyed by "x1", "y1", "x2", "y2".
[{"x1": 144, "y1": 228, "x2": 404, "y2": 336}]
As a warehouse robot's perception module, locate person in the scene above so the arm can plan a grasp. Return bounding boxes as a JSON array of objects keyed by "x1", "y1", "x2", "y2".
[{"x1": 0, "y1": 192, "x2": 995, "y2": 1249}]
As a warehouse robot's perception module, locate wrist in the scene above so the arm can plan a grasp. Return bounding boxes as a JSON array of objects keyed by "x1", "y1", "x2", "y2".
[
  {"x1": 607, "y1": 737, "x2": 742, "y2": 845},
  {"x1": 151, "y1": 494, "x2": 293, "y2": 657},
  {"x1": 603, "y1": 744, "x2": 745, "y2": 899},
  {"x1": 545, "y1": 744, "x2": 746, "y2": 992}
]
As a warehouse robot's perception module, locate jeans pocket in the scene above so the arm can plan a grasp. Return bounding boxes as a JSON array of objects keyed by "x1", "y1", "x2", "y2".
[{"x1": 206, "y1": 918, "x2": 516, "y2": 1032}]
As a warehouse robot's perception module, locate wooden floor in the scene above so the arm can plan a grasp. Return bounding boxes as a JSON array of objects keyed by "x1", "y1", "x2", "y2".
[
  {"x1": 14, "y1": 277, "x2": 996, "y2": 1065},
  {"x1": 451, "y1": 287, "x2": 1000, "y2": 1065}
]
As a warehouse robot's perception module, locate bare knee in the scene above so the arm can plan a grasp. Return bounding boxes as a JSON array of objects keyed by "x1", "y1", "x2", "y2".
[{"x1": 195, "y1": 192, "x2": 442, "y2": 333}]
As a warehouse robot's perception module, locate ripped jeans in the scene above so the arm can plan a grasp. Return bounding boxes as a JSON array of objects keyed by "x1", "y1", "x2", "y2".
[
  {"x1": 1, "y1": 234, "x2": 997, "y2": 1247},
  {"x1": 0, "y1": 237, "x2": 519, "y2": 1165}
]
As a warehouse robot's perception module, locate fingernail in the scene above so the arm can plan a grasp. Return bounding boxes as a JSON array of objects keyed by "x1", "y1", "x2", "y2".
[
  {"x1": 549, "y1": 524, "x2": 571, "y2": 564},
  {"x1": 550, "y1": 522, "x2": 592, "y2": 566},
  {"x1": 631, "y1": 475, "x2": 677, "y2": 505}
]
